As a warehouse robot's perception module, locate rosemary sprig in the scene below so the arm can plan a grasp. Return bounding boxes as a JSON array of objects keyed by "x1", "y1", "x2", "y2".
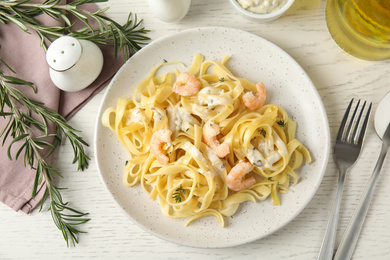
[
  {"x1": 0, "y1": 61, "x2": 90, "y2": 246},
  {"x1": 0, "y1": 0, "x2": 150, "y2": 59},
  {"x1": 0, "y1": 0, "x2": 150, "y2": 246},
  {"x1": 43, "y1": 178, "x2": 90, "y2": 246}
]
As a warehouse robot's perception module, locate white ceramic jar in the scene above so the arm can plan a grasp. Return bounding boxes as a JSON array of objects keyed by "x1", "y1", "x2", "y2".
[
  {"x1": 46, "y1": 36, "x2": 104, "y2": 92},
  {"x1": 148, "y1": 0, "x2": 191, "y2": 23}
]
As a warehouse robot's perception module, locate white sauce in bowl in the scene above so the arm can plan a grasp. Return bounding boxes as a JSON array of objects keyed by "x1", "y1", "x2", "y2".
[{"x1": 237, "y1": 0, "x2": 288, "y2": 14}]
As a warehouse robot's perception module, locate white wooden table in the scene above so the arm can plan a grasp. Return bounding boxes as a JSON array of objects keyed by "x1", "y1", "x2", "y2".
[{"x1": 1, "y1": 0, "x2": 390, "y2": 259}]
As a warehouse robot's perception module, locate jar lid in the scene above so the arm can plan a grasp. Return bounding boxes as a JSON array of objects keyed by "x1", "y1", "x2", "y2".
[{"x1": 46, "y1": 36, "x2": 82, "y2": 71}]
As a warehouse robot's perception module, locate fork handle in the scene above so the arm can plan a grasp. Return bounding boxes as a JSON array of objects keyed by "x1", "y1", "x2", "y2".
[
  {"x1": 334, "y1": 142, "x2": 389, "y2": 260},
  {"x1": 317, "y1": 167, "x2": 348, "y2": 260}
]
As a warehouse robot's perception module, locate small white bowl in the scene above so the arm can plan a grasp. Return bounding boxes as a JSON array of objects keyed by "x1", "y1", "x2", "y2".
[{"x1": 230, "y1": 0, "x2": 295, "y2": 22}]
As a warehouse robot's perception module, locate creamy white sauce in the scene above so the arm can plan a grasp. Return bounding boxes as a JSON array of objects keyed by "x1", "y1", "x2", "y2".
[
  {"x1": 247, "y1": 144, "x2": 265, "y2": 168},
  {"x1": 207, "y1": 96, "x2": 231, "y2": 106},
  {"x1": 265, "y1": 152, "x2": 282, "y2": 167},
  {"x1": 202, "y1": 144, "x2": 226, "y2": 178},
  {"x1": 192, "y1": 87, "x2": 234, "y2": 120},
  {"x1": 127, "y1": 108, "x2": 143, "y2": 123},
  {"x1": 183, "y1": 142, "x2": 215, "y2": 178},
  {"x1": 247, "y1": 144, "x2": 278, "y2": 171},
  {"x1": 197, "y1": 87, "x2": 230, "y2": 106},
  {"x1": 247, "y1": 131, "x2": 288, "y2": 171},
  {"x1": 152, "y1": 108, "x2": 163, "y2": 122},
  {"x1": 167, "y1": 104, "x2": 199, "y2": 134},
  {"x1": 257, "y1": 139, "x2": 271, "y2": 156},
  {"x1": 237, "y1": 0, "x2": 288, "y2": 14}
]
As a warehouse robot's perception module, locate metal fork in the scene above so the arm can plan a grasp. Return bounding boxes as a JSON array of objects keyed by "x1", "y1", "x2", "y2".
[
  {"x1": 317, "y1": 99, "x2": 372, "y2": 260},
  {"x1": 334, "y1": 122, "x2": 390, "y2": 260}
]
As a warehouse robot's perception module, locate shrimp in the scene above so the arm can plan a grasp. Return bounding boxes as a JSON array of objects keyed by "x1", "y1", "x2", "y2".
[
  {"x1": 202, "y1": 121, "x2": 230, "y2": 158},
  {"x1": 227, "y1": 161, "x2": 256, "y2": 191},
  {"x1": 242, "y1": 82, "x2": 266, "y2": 110},
  {"x1": 150, "y1": 129, "x2": 172, "y2": 165},
  {"x1": 172, "y1": 72, "x2": 201, "y2": 96}
]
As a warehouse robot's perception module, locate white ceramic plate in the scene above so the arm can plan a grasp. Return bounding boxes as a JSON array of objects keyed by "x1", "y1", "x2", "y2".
[{"x1": 94, "y1": 27, "x2": 330, "y2": 248}]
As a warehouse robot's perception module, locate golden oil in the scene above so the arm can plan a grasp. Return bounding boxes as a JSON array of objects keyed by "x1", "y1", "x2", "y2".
[{"x1": 326, "y1": 0, "x2": 390, "y2": 60}]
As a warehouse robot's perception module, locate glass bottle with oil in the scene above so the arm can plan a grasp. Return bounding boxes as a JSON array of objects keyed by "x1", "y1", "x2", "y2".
[{"x1": 326, "y1": 0, "x2": 390, "y2": 60}]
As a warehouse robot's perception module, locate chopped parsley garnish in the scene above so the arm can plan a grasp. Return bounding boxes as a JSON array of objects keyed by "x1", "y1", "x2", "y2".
[
  {"x1": 258, "y1": 128, "x2": 266, "y2": 137},
  {"x1": 219, "y1": 77, "x2": 225, "y2": 82},
  {"x1": 278, "y1": 119, "x2": 287, "y2": 127},
  {"x1": 172, "y1": 185, "x2": 186, "y2": 203}
]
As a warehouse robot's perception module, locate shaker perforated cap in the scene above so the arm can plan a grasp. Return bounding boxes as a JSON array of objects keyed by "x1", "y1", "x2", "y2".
[{"x1": 46, "y1": 36, "x2": 82, "y2": 71}]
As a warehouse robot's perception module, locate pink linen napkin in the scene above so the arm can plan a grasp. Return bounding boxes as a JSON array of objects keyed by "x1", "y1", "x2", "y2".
[{"x1": 0, "y1": 0, "x2": 125, "y2": 213}]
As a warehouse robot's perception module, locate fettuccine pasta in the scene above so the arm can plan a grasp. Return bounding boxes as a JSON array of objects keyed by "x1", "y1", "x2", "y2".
[{"x1": 102, "y1": 53, "x2": 311, "y2": 227}]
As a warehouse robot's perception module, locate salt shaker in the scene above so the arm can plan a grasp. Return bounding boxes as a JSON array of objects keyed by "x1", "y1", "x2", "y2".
[
  {"x1": 148, "y1": 0, "x2": 191, "y2": 23},
  {"x1": 46, "y1": 36, "x2": 104, "y2": 92}
]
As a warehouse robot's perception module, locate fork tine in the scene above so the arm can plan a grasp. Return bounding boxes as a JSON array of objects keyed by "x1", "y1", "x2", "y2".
[
  {"x1": 336, "y1": 98, "x2": 354, "y2": 141},
  {"x1": 351, "y1": 100, "x2": 366, "y2": 142},
  {"x1": 357, "y1": 102, "x2": 372, "y2": 144},
  {"x1": 345, "y1": 99, "x2": 360, "y2": 141}
]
